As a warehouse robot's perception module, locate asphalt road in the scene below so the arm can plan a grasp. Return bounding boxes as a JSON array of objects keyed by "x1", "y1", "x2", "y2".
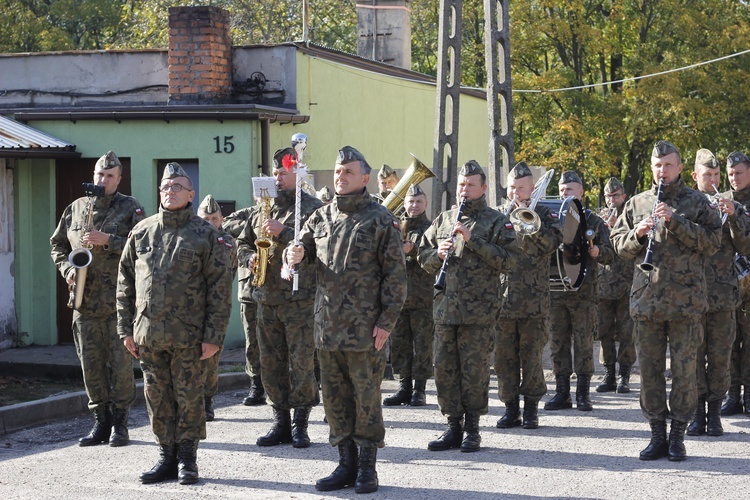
[{"x1": 1, "y1": 374, "x2": 749, "y2": 499}]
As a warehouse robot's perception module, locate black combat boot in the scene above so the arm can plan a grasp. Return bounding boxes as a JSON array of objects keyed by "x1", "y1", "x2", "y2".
[
  {"x1": 668, "y1": 420, "x2": 688, "y2": 462},
  {"x1": 496, "y1": 397, "x2": 522, "y2": 428},
  {"x1": 315, "y1": 440, "x2": 358, "y2": 491},
  {"x1": 706, "y1": 399, "x2": 724, "y2": 436},
  {"x1": 139, "y1": 444, "x2": 178, "y2": 483},
  {"x1": 596, "y1": 364, "x2": 617, "y2": 393},
  {"x1": 460, "y1": 412, "x2": 482, "y2": 453},
  {"x1": 744, "y1": 387, "x2": 750, "y2": 416},
  {"x1": 522, "y1": 397, "x2": 539, "y2": 429},
  {"x1": 639, "y1": 420, "x2": 668, "y2": 461},
  {"x1": 428, "y1": 416, "x2": 463, "y2": 451},
  {"x1": 617, "y1": 364, "x2": 631, "y2": 394},
  {"x1": 243, "y1": 376, "x2": 267, "y2": 406},
  {"x1": 410, "y1": 379, "x2": 427, "y2": 406},
  {"x1": 575, "y1": 375, "x2": 593, "y2": 412},
  {"x1": 291, "y1": 407, "x2": 311, "y2": 448},
  {"x1": 544, "y1": 374, "x2": 573, "y2": 410},
  {"x1": 177, "y1": 440, "x2": 199, "y2": 485},
  {"x1": 383, "y1": 378, "x2": 413, "y2": 406},
  {"x1": 204, "y1": 396, "x2": 215, "y2": 422},
  {"x1": 109, "y1": 407, "x2": 130, "y2": 447},
  {"x1": 354, "y1": 446, "x2": 379, "y2": 494},
  {"x1": 721, "y1": 384, "x2": 743, "y2": 415},
  {"x1": 257, "y1": 407, "x2": 293, "y2": 446},
  {"x1": 79, "y1": 406, "x2": 113, "y2": 447},
  {"x1": 687, "y1": 395, "x2": 706, "y2": 436}
]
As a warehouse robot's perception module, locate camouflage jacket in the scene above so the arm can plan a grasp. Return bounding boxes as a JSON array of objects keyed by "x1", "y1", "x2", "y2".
[
  {"x1": 117, "y1": 205, "x2": 232, "y2": 348},
  {"x1": 50, "y1": 192, "x2": 146, "y2": 318},
  {"x1": 221, "y1": 232, "x2": 238, "y2": 279},
  {"x1": 295, "y1": 188, "x2": 407, "y2": 351},
  {"x1": 497, "y1": 202, "x2": 562, "y2": 319},
  {"x1": 598, "y1": 205, "x2": 635, "y2": 300},
  {"x1": 418, "y1": 195, "x2": 518, "y2": 326},
  {"x1": 222, "y1": 207, "x2": 254, "y2": 303},
  {"x1": 401, "y1": 212, "x2": 434, "y2": 310},
  {"x1": 722, "y1": 187, "x2": 750, "y2": 305},
  {"x1": 611, "y1": 179, "x2": 722, "y2": 321},
  {"x1": 238, "y1": 190, "x2": 323, "y2": 305}
]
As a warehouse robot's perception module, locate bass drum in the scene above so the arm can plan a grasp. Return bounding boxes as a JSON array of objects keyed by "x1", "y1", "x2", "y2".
[{"x1": 538, "y1": 197, "x2": 589, "y2": 292}]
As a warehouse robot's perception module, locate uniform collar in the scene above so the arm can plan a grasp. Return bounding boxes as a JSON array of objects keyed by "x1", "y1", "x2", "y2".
[
  {"x1": 462, "y1": 194, "x2": 488, "y2": 217},
  {"x1": 732, "y1": 186, "x2": 750, "y2": 204},
  {"x1": 335, "y1": 188, "x2": 372, "y2": 213},
  {"x1": 274, "y1": 189, "x2": 295, "y2": 209},
  {"x1": 159, "y1": 203, "x2": 195, "y2": 226},
  {"x1": 94, "y1": 192, "x2": 117, "y2": 209},
  {"x1": 654, "y1": 178, "x2": 685, "y2": 200},
  {"x1": 404, "y1": 212, "x2": 429, "y2": 225}
]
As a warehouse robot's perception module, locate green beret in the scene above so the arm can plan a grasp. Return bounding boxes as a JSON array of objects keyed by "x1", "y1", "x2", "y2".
[
  {"x1": 459, "y1": 160, "x2": 484, "y2": 177},
  {"x1": 652, "y1": 140, "x2": 680, "y2": 158},
  {"x1": 406, "y1": 184, "x2": 426, "y2": 197},
  {"x1": 604, "y1": 177, "x2": 624, "y2": 194},
  {"x1": 337, "y1": 146, "x2": 366, "y2": 165},
  {"x1": 162, "y1": 162, "x2": 190, "y2": 181},
  {"x1": 509, "y1": 161, "x2": 533, "y2": 179},
  {"x1": 559, "y1": 170, "x2": 583, "y2": 186},
  {"x1": 728, "y1": 151, "x2": 750, "y2": 168},
  {"x1": 95, "y1": 150, "x2": 121, "y2": 170},
  {"x1": 273, "y1": 147, "x2": 296, "y2": 169},
  {"x1": 694, "y1": 148, "x2": 718, "y2": 168},
  {"x1": 378, "y1": 164, "x2": 396, "y2": 179}
]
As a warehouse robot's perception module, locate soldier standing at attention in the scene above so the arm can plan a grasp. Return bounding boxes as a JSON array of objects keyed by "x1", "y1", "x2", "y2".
[
  {"x1": 419, "y1": 160, "x2": 517, "y2": 453},
  {"x1": 383, "y1": 183, "x2": 435, "y2": 407},
  {"x1": 545, "y1": 171, "x2": 614, "y2": 412},
  {"x1": 50, "y1": 150, "x2": 145, "y2": 448},
  {"x1": 495, "y1": 162, "x2": 561, "y2": 429},
  {"x1": 223, "y1": 206, "x2": 265, "y2": 406},
  {"x1": 197, "y1": 194, "x2": 238, "y2": 422},
  {"x1": 238, "y1": 147, "x2": 323, "y2": 449},
  {"x1": 687, "y1": 149, "x2": 750, "y2": 437},
  {"x1": 118, "y1": 163, "x2": 232, "y2": 484},
  {"x1": 286, "y1": 146, "x2": 406, "y2": 494},
  {"x1": 611, "y1": 141, "x2": 721, "y2": 461},
  {"x1": 596, "y1": 177, "x2": 636, "y2": 394},
  {"x1": 723, "y1": 151, "x2": 750, "y2": 417}
]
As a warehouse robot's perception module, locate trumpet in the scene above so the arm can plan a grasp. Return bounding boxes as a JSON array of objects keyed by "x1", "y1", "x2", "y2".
[
  {"x1": 601, "y1": 203, "x2": 618, "y2": 227},
  {"x1": 639, "y1": 179, "x2": 664, "y2": 272},
  {"x1": 506, "y1": 168, "x2": 555, "y2": 235}
]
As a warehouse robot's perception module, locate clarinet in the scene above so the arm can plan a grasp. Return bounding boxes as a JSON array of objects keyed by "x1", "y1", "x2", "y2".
[
  {"x1": 434, "y1": 197, "x2": 467, "y2": 291},
  {"x1": 639, "y1": 179, "x2": 665, "y2": 272}
]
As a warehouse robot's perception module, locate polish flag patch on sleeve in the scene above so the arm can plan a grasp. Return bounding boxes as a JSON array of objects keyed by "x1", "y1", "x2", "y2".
[
  {"x1": 135, "y1": 208, "x2": 143, "y2": 215},
  {"x1": 505, "y1": 222, "x2": 513, "y2": 230},
  {"x1": 551, "y1": 213, "x2": 559, "y2": 218},
  {"x1": 393, "y1": 220, "x2": 400, "y2": 230}
]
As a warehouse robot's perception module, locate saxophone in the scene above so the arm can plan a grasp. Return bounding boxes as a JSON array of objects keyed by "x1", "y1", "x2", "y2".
[
  {"x1": 67, "y1": 184, "x2": 102, "y2": 309},
  {"x1": 251, "y1": 194, "x2": 276, "y2": 287}
]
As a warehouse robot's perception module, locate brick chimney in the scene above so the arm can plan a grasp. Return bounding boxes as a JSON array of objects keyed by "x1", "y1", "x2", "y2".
[
  {"x1": 357, "y1": 0, "x2": 412, "y2": 70},
  {"x1": 168, "y1": 6, "x2": 232, "y2": 104}
]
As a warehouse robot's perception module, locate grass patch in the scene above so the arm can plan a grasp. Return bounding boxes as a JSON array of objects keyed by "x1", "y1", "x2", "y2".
[{"x1": 218, "y1": 363, "x2": 245, "y2": 374}]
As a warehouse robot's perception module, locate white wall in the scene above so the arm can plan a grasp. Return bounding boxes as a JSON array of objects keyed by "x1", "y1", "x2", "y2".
[{"x1": 0, "y1": 159, "x2": 16, "y2": 350}]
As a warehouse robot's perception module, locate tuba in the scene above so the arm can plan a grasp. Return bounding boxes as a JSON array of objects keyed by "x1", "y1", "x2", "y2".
[
  {"x1": 507, "y1": 168, "x2": 555, "y2": 235},
  {"x1": 382, "y1": 154, "x2": 436, "y2": 217},
  {"x1": 67, "y1": 183, "x2": 104, "y2": 310},
  {"x1": 251, "y1": 191, "x2": 276, "y2": 287}
]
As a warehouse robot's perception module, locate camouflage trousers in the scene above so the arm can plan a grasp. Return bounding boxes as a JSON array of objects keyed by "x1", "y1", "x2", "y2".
[
  {"x1": 494, "y1": 317, "x2": 548, "y2": 403},
  {"x1": 201, "y1": 346, "x2": 224, "y2": 398},
  {"x1": 697, "y1": 310, "x2": 736, "y2": 402},
  {"x1": 139, "y1": 343, "x2": 206, "y2": 445},
  {"x1": 72, "y1": 312, "x2": 135, "y2": 411},
  {"x1": 729, "y1": 303, "x2": 750, "y2": 386},
  {"x1": 597, "y1": 296, "x2": 636, "y2": 366},
  {"x1": 390, "y1": 307, "x2": 434, "y2": 381},
  {"x1": 635, "y1": 317, "x2": 702, "y2": 423},
  {"x1": 434, "y1": 324, "x2": 493, "y2": 418},
  {"x1": 241, "y1": 301, "x2": 261, "y2": 377},
  {"x1": 549, "y1": 296, "x2": 595, "y2": 376},
  {"x1": 319, "y1": 348, "x2": 387, "y2": 448},
  {"x1": 257, "y1": 301, "x2": 318, "y2": 410}
]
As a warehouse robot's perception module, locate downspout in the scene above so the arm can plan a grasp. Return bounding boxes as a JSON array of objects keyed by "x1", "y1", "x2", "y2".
[{"x1": 260, "y1": 118, "x2": 270, "y2": 176}]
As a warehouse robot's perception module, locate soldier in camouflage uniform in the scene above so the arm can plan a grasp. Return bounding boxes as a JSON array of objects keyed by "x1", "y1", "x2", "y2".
[
  {"x1": 596, "y1": 177, "x2": 636, "y2": 394},
  {"x1": 238, "y1": 147, "x2": 323, "y2": 449},
  {"x1": 419, "y1": 160, "x2": 518, "y2": 453},
  {"x1": 118, "y1": 163, "x2": 232, "y2": 485},
  {"x1": 286, "y1": 146, "x2": 406, "y2": 494},
  {"x1": 545, "y1": 171, "x2": 614, "y2": 412},
  {"x1": 722, "y1": 151, "x2": 750, "y2": 417},
  {"x1": 495, "y1": 162, "x2": 561, "y2": 430},
  {"x1": 383, "y1": 183, "x2": 435, "y2": 407},
  {"x1": 50, "y1": 150, "x2": 145, "y2": 448},
  {"x1": 687, "y1": 149, "x2": 750, "y2": 437},
  {"x1": 611, "y1": 141, "x2": 722, "y2": 462},
  {"x1": 197, "y1": 194, "x2": 238, "y2": 422},
  {"x1": 222, "y1": 208, "x2": 265, "y2": 406}
]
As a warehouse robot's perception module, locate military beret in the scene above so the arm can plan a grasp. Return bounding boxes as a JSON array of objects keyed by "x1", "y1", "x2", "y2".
[
  {"x1": 509, "y1": 161, "x2": 533, "y2": 179},
  {"x1": 337, "y1": 146, "x2": 366, "y2": 165},
  {"x1": 694, "y1": 148, "x2": 718, "y2": 168},
  {"x1": 727, "y1": 151, "x2": 750, "y2": 168},
  {"x1": 459, "y1": 160, "x2": 485, "y2": 177},
  {"x1": 378, "y1": 164, "x2": 396, "y2": 179},
  {"x1": 559, "y1": 171, "x2": 583, "y2": 186},
  {"x1": 273, "y1": 147, "x2": 296, "y2": 169},
  {"x1": 317, "y1": 185, "x2": 333, "y2": 202},
  {"x1": 652, "y1": 140, "x2": 680, "y2": 158},
  {"x1": 95, "y1": 150, "x2": 121, "y2": 170},
  {"x1": 198, "y1": 194, "x2": 220, "y2": 215},
  {"x1": 604, "y1": 177, "x2": 624, "y2": 194},
  {"x1": 162, "y1": 162, "x2": 190, "y2": 181},
  {"x1": 406, "y1": 184, "x2": 426, "y2": 197}
]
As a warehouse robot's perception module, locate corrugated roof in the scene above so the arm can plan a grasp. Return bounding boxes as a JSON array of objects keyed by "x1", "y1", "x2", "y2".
[{"x1": 0, "y1": 115, "x2": 75, "y2": 150}]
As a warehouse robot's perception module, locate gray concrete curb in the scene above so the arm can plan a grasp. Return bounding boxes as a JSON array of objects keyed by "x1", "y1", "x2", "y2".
[{"x1": 0, "y1": 371, "x2": 250, "y2": 436}]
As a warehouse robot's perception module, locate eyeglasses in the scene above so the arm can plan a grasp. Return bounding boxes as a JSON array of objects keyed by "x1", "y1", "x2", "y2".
[
  {"x1": 604, "y1": 192, "x2": 624, "y2": 199},
  {"x1": 159, "y1": 183, "x2": 191, "y2": 193}
]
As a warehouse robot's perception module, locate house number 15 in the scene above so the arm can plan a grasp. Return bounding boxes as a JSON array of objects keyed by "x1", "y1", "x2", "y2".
[{"x1": 213, "y1": 136, "x2": 235, "y2": 154}]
